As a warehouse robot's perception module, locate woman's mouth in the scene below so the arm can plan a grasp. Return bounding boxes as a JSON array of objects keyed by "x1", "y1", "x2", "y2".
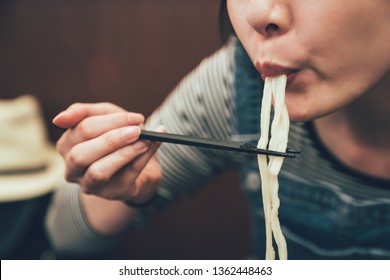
[{"x1": 255, "y1": 61, "x2": 301, "y2": 85}]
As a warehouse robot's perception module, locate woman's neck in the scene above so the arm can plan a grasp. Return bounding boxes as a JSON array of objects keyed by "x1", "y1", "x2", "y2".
[{"x1": 314, "y1": 71, "x2": 390, "y2": 180}]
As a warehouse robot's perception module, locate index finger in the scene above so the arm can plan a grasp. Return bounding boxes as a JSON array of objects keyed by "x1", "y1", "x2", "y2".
[{"x1": 53, "y1": 102, "x2": 127, "y2": 129}]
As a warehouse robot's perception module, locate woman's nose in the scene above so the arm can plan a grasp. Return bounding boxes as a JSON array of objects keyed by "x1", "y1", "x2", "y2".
[{"x1": 247, "y1": 0, "x2": 291, "y2": 38}]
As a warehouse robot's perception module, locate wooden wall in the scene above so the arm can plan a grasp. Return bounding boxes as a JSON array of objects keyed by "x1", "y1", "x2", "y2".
[{"x1": 0, "y1": 0, "x2": 250, "y2": 259}]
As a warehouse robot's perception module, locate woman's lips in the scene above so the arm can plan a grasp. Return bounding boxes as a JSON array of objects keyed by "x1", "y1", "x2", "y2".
[{"x1": 255, "y1": 61, "x2": 301, "y2": 85}]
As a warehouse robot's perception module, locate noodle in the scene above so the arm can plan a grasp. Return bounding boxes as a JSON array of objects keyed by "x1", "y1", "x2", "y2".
[{"x1": 257, "y1": 75, "x2": 289, "y2": 260}]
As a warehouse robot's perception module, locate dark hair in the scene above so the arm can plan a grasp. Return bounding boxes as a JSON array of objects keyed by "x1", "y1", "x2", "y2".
[{"x1": 219, "y1": 0, "x2": 235, "y2": 42}]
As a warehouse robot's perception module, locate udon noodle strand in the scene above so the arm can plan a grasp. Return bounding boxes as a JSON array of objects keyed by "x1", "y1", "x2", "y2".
[{"x1": 257, "y1": 75, "x2": 289, "y2": 260}]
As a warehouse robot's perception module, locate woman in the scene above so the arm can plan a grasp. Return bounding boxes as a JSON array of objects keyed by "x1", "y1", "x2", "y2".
[{"x1": 46, "y1": 0, "x2": 390, "y2": 259}]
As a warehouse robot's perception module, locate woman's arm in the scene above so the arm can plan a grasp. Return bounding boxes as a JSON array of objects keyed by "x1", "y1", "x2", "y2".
[{"x1": 45, "y1": 38, "x2": 239, "y2": 256}]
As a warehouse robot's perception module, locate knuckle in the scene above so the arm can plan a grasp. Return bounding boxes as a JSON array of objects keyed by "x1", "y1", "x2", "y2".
[
  {"x1": 104, "y1": 131, "x2": 120, "y2": 149},
  {"x1": 146, "y1": 163, "x2": 163, "y2": 184},
  {"x1": 56, "y1": 130, "x2": 71, "y2": 156},
  {"x1": 126, "y1": 184, "x2": 142, "y2": 199},
  {"x1": 64, "y1": 169, "x2": 77, "y2": 183},
  {"x1": 116, "y1": 146, "x2": 134, "y2": 161},
  {"x1": 101, "y1": 102, "x2": 125, "y2": 112},
  {"x1": 99, "y1": 101, "x2": 113, "y2": 107},
  {"x1": 136, "y1": 176, "x2": 149, "y2": 190},
  {"x1": 76, "y1": 121, "x2": 95, "y2": 140},
  {"x1": 85, "y1": 165, "x2": 110, "y2": 184},
  {"x1": 67, "y1": 148, "x2": 87, "y2": 168},
  {"x1": 56, "y1": 138, "x2": 65, "y2": 156},
  {"x1": 68, "y1": 102, "x2": 83, "y2": 111},
  {"x1": 152, "y1": 171, "x2": 163, "y2": 185},
  {"x1": 64, "y1": 173, "x2": 73, "y2": 183}
]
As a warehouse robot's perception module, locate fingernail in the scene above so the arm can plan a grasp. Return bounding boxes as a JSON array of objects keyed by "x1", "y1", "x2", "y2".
[
  {"x1": 133, "y1": 140, "x2": 149, "y2": 150},
  {"x1": 52, "y1": 111, "x2": 66, "y2": 123},
  {"x1": 128, "y1": 113, "x2": 144, "y2": 124},
  {"x1": 122, "y1": 126, "x2": 140, "y2": 138}
]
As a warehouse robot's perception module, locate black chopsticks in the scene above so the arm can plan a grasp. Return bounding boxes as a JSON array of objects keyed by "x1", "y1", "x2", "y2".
[{"x1": 139, "y1": 130, "x2": 300, "y2": 158}]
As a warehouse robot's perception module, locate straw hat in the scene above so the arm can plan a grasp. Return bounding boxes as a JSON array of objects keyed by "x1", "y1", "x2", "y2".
[{"x1": 0, "y1": 95, "x2": 64, "y2": 202}]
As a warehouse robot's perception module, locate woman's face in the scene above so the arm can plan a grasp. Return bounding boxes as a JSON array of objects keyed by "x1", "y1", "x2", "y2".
[{"x1": 227, "y1": 0, "x2": 390, "y2": 121}]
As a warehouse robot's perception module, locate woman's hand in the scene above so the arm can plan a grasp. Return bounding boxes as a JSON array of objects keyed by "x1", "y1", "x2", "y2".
[{"x1": 53, "y1": 102, "x2": 163, "y2": 205}]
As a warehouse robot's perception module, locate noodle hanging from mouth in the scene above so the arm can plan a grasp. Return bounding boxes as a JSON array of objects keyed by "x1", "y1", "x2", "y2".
[{"x1": 257, "y1": 75, "x2": 289, "y2": 260}]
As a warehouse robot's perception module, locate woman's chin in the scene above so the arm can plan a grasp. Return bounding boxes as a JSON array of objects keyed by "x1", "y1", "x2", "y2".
[
  {"x1": 284, "y1": 94, "x2": 314, "y2": 122},
  {"x1": 285, "y1": 96, "x2": 332, "y2": 122}
]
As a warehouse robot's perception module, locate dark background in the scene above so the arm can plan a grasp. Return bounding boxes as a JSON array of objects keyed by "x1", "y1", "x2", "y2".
[{"x1": 0, "y1": 0, "x2": 250, "y2": 259}]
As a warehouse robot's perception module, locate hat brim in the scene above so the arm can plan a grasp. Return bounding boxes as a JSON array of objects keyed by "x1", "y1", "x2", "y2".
[{"x1": 0, "y1": 146, "x2": 65, "y2": 202}]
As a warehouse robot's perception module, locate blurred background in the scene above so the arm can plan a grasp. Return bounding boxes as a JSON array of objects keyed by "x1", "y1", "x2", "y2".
[{"x1": 0, "y1": 0, "x2": 250, "y2": 259}]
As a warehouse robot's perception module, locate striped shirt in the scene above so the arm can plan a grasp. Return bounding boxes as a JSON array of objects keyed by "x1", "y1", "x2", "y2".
[{"x1": 45, "y1": 37, "x2": 390, "y2": 259}]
